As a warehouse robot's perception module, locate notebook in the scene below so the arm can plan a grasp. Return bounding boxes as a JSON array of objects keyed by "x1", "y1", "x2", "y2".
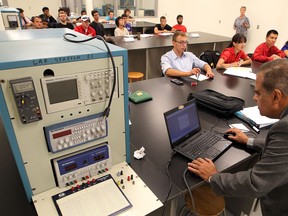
[{"x1": 163, "y1": 99, "x2": 232, "y2": 161}]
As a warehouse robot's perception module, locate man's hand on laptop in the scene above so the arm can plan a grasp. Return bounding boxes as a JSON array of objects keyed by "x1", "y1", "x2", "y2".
[{"x1": 188, "y1": 158, "x2": 218, "y2": 182}]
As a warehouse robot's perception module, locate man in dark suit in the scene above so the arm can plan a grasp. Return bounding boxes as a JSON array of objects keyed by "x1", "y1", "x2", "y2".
[{"x1": 188, "y1": 59, "x2": 288, "y2": 215}]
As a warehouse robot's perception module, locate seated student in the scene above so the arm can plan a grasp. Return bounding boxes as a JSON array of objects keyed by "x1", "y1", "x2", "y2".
[
  {"x1": 281, "y1": 41, "x2": 288, "y2": 58},
  {"x1": 161, "y1": 31, "x2": 214, "y2": 78},
  {"x1": 90, "y1": 10, "x2": 106, "y2": 37},
  {"x1": 216, "y1": 33, "x2": 251, "y2": 69},
  {"x1": 31, "y1": 16, "x2": 44, "y2": 29},
  {"x1": 252, "y1": 29, "x2": 285, "y2": 62},
  {"x1": 56, "y1": 12, "x2": 74, "y2": 30},
  {"x1": 114, "y1": 16, "x2": 129, "y2": 36},
  {"x1": 121, "y1": 14, "x2": 132, "y2": 34},
  {"x1": 57, "y1": 7, "x2": 72, "y2": 24},
  {"x1": 154, "y1": 16, "x2": 176, "y2": 34},
  {"x1": 124, "y1": 8, "x2": 135, "y2": 22},
  {"x1": 17, "y1": 8, "x2": 32, "y2": 28},
  {"x1": 172, "y1": 15, "x2": 187, "y2": 32},
  {"x1": 74, "y1": 15, "x2": 96, "y2": 37},
  {"x1": 39, "y1": 7, "x2": 57, "y2": 28},
  {"x1": 102, "y1": 11, "x2": 116, "y2": 23}
]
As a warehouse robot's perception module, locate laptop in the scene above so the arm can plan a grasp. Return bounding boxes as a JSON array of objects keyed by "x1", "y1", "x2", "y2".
[{"x1": 163, "y1": 99, "x2": 232, "y2": 161}]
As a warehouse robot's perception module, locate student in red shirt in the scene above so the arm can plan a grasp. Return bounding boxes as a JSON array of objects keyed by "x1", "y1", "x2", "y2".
[
  {"x1": 74, "y1": 15, "x2": 96, "y2": 37},
  {"x1": 216, "y1": 33, "x2": 251, "y2": 69},
  {"x1": 172, "y1": 15, "x2": 187, "y2": 32},
  {"x1": 252, "y1": 29, "x2": 285, "y2": 62}
]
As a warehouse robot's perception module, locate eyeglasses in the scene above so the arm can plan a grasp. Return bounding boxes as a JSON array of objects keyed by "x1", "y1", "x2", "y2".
[{"x1": 175, "y1": 41, "x2": 188, "y2": 45}]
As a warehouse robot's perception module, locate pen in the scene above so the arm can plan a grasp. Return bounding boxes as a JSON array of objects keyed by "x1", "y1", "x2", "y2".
[{"x1": 196, "y1": 72, "x2": 200, "y2": 84}]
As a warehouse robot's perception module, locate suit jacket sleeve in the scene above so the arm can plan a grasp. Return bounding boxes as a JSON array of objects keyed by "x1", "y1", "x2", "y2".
[{"x1": 210, "y1": 117, "x2": 288, "y2": 198}]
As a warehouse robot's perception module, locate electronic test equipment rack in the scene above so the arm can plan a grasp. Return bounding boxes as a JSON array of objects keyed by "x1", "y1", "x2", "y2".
[{"x1": 0, "y1": 29, "x2": 162, "y2": 215}]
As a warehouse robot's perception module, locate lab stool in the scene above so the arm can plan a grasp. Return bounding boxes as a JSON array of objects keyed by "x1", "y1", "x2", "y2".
[
  {"x1": 185, "y1": 184, "x2": 225, "y2": 216},
  {"x1": 128, "y1": 72, "x2": 144, "y2": 83}
]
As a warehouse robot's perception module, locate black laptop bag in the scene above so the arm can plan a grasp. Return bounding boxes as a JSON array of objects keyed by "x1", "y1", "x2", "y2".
[{"x1": 187, "y1": 89, "x2": 245, "y2": 117}]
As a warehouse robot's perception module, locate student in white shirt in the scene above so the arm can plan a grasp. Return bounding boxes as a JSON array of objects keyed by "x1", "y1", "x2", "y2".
[{"x1": 114, "y1": 16, "x2": 129, "y2": 36}]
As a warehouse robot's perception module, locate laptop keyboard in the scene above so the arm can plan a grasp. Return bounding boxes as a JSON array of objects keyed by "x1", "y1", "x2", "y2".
[{"x1": 181, "y1": 131, "x2": 221, "y2": 157}]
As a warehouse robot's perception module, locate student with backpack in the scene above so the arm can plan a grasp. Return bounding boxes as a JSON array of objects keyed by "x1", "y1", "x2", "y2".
[{"x1": 216, "y1": 33, "x2": 252, "y2": 69}]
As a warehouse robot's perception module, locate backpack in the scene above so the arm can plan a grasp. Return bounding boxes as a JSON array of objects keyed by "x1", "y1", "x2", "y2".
[{"x1": 199, "y1": 50, "x2": 220, "y2": 69}]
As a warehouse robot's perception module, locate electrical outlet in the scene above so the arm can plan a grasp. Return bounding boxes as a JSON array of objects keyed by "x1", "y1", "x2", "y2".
[
  {"x1": 219, "y1": 20, "x2": 221, "y2": 24},
  {"x1": 257, "y1": 25, "x2": 260, "y2": 29}
]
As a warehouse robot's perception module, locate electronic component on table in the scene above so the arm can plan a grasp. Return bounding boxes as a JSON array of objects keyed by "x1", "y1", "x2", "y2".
[
  {"x1": 53, "y1": 144, "x2": 112, "y2": 188},
  {"x1": 170, "y1": 79, "x2": 183, "y2": 85},
  {"x1": 41, "y1": 68, "x2": 117, "y2": 114},
  {"x1": 44, "y1": 113, "x2": 107, "y2": 153},
  {"x1": 9, "y1": 77, "x2": 42, "y2": 124}
]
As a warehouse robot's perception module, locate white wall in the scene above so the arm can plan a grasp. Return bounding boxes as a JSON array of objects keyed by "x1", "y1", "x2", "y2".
[
  {"x1": 8, "y1": 0, "x2": 61, "y2": 20},
  {"x1": 7, "y1": 0, "x2": 288, "y2": 53},
  {"x1": 154, "y1": 0, "x2": 288, "y2": 53}
]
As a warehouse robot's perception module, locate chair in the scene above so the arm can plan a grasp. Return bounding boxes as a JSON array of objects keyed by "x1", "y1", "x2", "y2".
[
  {"x1": 247, "y1": 53, "x2": 253, "y2": 58},
  {"x1": 185, "y1": 184, "x2": 225, "y2": 216},
  {"x1": 144, "y1": 28, "x2": 154, "y2": 34},
  {"x1": 128, "y1": 72, "x2": 144, "y2": 83}
]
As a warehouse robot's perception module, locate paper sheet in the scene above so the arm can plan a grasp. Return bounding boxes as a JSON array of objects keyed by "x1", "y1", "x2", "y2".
[
  {"x1": 224, "y1": 67, "x2": 256, "y2": 80},
  {"x1": 229, "y1": 123, "x2": 250, "y2": 132},
  {"x1": 159, "y1": 32, "x2": 173, "y2": 36},
  {"x1": 189, "y1": 74, "x2": 209, "y2": 81},
  {"x1": 189, "y1": 33, "x2": 200, "y2": 38},
  {"x1": 140, "y1": 34, "x2": 154, "y2": 38}
]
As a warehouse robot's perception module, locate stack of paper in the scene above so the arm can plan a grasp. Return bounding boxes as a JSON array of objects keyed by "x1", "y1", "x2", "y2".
[
  {"x1": 241, "y1": 106, "x2": 279, "y2": 128},
  {"x1": 224, "y1": 67, "x2": 256, "y2": 80}
]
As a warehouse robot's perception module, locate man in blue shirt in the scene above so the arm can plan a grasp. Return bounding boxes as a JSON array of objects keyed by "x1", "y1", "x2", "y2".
[
  {"x1": 161, "y1": 31, "x2": 214, "y2": 77},
  {"x1": 103, "y1": 11, "x2": 116, "y2": 23}
]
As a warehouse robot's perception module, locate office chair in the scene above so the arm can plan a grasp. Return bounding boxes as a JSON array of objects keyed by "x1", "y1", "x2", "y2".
[
  {"x1": 184, "y1": 183, "x2": 226, "y2": 216},
  {"x1": 144, "y1": 28, "x2": 154, "y2": 34},
  {"x1": 247, "y1": 53, "x2": 253, "y2": 58}
]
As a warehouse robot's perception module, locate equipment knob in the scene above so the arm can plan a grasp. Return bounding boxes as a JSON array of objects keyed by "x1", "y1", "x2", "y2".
[
  {"x1": 98, "y1": 90, "x2": 103, "y2": 95},
  {"x1": 82, "y1": 133, "x2": 87, "y2": 138},
  {"x1": 59, "y1": 139, "x2": 64, "y2": 144},
  {"x1": 96, "y1": 126, "x2": 101, "y2": 132},
  {"x1": 57, "y1": 145, "x2": 63, "y2": 150},
  {"x1": 69, "y1": 141, "x2": 74, "y2": 146},
  {"x1": 91, "y1": 128, "x2": 96, "y2": 133},
  {"x1": 91, "y1": 91, "x2": 96, "y2": 97},
  {"x1": 65, "y1": 138, "x2": 69, "y2": 143},
  {"x1": 63, "y1": 143, "x2": 68, "y2": 148},
  {"x1": 101, "y1": 125, "x2": 105, "y2": 131},
  {"x1": 91, "y1": 81, "x2": 95, "y2": 86}
]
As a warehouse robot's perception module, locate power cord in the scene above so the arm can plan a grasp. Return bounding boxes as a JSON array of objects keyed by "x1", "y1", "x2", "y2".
[
  {"x1": 63, "y1": 33, "x2": 116, "y2": 119},
  {"x1": 183, "y1": 168, "x2": 198, "y2": 216},
  {"x1": 161, "y1": 151, "x2": 177, "y2": 216}
]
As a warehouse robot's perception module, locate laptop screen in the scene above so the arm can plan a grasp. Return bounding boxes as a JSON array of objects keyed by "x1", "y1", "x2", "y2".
[{"x1": 164, "y1": 99, "x2": 201, "y2": 147}]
